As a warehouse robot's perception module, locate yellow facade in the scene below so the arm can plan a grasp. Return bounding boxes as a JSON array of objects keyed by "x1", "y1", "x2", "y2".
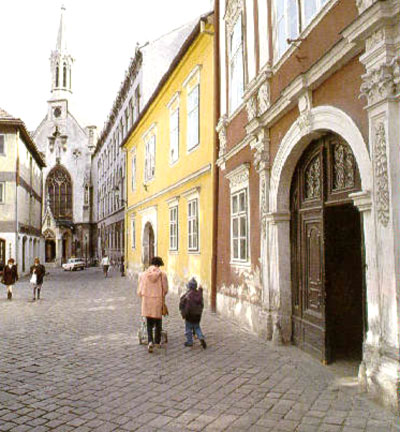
[{"x1": 124, "y1": 20, "x2": 215, "y2": 299}]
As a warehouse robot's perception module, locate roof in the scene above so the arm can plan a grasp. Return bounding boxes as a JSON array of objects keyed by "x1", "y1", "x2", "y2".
[
  {"x1": 121, "y1": 11, "x2": 213, "y2": 150},
  {"x1": 94, "y1": 16, "x2": 205, "y2": 155},
  {"x1": 0, "y1": 108, "x2": 46, "y2": 168}
]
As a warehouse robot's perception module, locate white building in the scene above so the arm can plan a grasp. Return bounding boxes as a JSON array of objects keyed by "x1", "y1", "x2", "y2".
[
  {"x1": 33, "y1": 6, "x2": 97, "y2": 266},
  {"x1": 0, "y1": 108, "x2": 46, "y2": 275}
]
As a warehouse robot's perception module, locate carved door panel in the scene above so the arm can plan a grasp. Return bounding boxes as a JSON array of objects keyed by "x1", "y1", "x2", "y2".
[{"x1": 291, "y1": 134, "x2": 362, "y2": 364}]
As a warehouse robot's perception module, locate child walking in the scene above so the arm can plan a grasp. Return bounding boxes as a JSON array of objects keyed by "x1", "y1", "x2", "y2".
[{"x1": 179, "y1": 278, "x2": 207, "y2": 349}]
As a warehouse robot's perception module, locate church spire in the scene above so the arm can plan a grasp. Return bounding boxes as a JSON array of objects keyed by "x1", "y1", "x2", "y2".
[
  {"x1": 50, "y1": 5, "x2": 74, "y2": 100},
  {"x1": 56, "y1": 5, "x2": 68, "y2": 53}
]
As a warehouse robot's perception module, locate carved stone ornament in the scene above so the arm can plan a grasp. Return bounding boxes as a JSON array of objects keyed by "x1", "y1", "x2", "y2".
[
  {"x1": 216, "y1": 115, "x2": 228, "y2": 159},
  {"x1": 246, "y1": 96, "x2": 257, "y2": 122},
  {"x1": 257, "y1": 82, "x2": 270, "y2": 115},
  {"x1": 373, "y1": 122, "x2": 390, "y2": 227},
  {"x1": 356, "y1": 0, "x2": 378, "y2": 13},
  {"x1": 226, "y1": 163, "x2": 250, "y2": 191},
  {"x1": 224, "y1": 0, "x2": 244, "y2": 31},
  {"x1": 365, "y1": 29, "x2": 384, "y2": 52},
  {"x1": 251, "y1": 130, "x2": 270, "y2": 174},
  {"x1": 297, "y1": 111, "x2": 312, "y2": 132},
  {"x1": 260, "y1": 174, "x2": 268, "y2": 236},
  {"x1": 305, "y1": 156, "x2": 321, "y2": 200},
  {"x1": 360, "y1": 57, "x2": 400, "y2": 105}
]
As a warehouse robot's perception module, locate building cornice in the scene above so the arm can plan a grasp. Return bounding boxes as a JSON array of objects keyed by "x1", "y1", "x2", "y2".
[{"x1": 126, "y1": 163, "x2": 211, "y2": 212}]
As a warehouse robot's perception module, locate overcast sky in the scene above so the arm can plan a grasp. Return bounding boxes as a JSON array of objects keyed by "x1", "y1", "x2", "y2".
[{"x1": 0, "y1": 0, "x2": 212, "y2": 132}]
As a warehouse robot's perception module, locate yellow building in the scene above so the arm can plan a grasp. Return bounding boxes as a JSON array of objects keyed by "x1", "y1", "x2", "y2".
[{"x1": 123, "y1": 13, "x2": 215, "y2": 301}]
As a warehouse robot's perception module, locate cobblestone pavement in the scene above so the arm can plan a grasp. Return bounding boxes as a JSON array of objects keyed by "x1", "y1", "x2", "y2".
[{"x1": 0, "y1": 268, "x2": 398, "y2": 432}]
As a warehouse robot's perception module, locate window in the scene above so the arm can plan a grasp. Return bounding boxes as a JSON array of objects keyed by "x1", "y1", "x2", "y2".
[
  {"x1": 131, "y1": 217, "x2": 136, "y2": 249},
  {"x1": 0, "y1": 135, "x2": 4, "y2": 154},
  {"x1": 63, "y1": 63, "x2": 67, "y2": 87},
  {"x1": 275, "y1": 0, "x2": 328, "y2": 60},
  {"x1": 46, "y1": 166, "x2": 73, "y2": 220},
  {"x1": 125, "y1": 107, "x2": 130, "y2": 131},
  {"x1": 56, "y1": 64, "x2": 59, "y2": 87},
  {"x1": 84, "y1": 185, "x2": 89, "y2": 206},
  {"x1": 170, "y1": 108, "x2": 179, "y2": 163},
  {"x1": 231, "y1": 189, "x2": 248, "y2": 262},
  {"x1": 188, "y1": 199, "x2": 199, "y2": 251},
  {"x1": 129, "y1": 97, "x2": 134, "y2": 125},
  {"x1": 0, "y1": 182, "x2": 4, "y2": 204},
  {"x1": 187, "y1": 85, "x2": 199, "y2": 151},
  {"x1": 229, "y1": 16, "x2": 244, "y2": 113},
  {"x1": 135, "y1": 86, "x2": 141, "y2": 119},
  {"x1": 169, "y1": 206, "x2": 178, "y2": 251},
  {"x1": 144, "y1": 135, "x2": 156, "y2": 182},
  {"x1": 131, "y1": 150, "x2": 136, "y2": 191}
]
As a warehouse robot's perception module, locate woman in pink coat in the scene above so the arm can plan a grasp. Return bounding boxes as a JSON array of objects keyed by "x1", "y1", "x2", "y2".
[{"x1": 137, "y1": 256, "x2": 168, "y2": 353}]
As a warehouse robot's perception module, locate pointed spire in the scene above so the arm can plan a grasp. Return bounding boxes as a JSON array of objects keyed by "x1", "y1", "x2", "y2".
[{"x1": 56, "y1": 5, "x2": 68, "y2": 53}]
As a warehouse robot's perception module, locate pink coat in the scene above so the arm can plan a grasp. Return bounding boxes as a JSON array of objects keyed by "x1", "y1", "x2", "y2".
[{"x1": 137, "y1": 266, "x2": 168, "y2": 319}]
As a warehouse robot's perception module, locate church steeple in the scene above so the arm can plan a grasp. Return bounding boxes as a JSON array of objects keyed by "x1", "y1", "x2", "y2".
[{"x1": 50, "y1": 5, "x2": 74, "y2": 100}]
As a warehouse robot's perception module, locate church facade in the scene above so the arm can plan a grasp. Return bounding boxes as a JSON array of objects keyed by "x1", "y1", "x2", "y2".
[{"x1": 34, "y1": 7, "x2": 97, "y2": 266}]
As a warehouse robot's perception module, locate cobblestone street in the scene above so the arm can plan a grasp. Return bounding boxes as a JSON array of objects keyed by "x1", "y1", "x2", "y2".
[{"x1": 0, "y1": 268, "x2": 398, "y2": 432}]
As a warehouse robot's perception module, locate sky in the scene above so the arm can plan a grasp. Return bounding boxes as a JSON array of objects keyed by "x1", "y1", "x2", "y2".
[{"x1": 0, "y1": 0, "x2": 212, "y2": 132}]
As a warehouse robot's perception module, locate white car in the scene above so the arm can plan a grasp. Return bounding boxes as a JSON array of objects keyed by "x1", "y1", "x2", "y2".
[{"x1": 62, "y1": 258, "x2": 86, "y2": 271}]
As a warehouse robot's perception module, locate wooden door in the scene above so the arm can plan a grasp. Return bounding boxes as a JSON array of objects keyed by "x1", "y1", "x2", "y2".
[
  {"x1": 143, "y1": 222, "x2": 155, "y2": 268},
  {"x1": 291, "y1": 135, "x2": 362, "y2": 364}
]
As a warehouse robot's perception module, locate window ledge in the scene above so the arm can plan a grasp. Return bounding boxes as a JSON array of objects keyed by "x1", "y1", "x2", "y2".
[
  {"x1": 230, "y1": 261, "x2": 251, "y2": 269},
  {"x1": 188, "y1": 251, "x2": 201, "y2": 255},
  {"x1": 187, "y1": 144, "x2": 199, "y2": 155},
  {"x1": 168, "y1": 250, "x2": 179, "y2": 255},
  {"x1": 227, "y1": 101, "x2": 246, "y2": 124}
]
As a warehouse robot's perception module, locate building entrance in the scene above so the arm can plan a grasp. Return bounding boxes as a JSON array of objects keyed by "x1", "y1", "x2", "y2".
[{"x1": 290, "y1": 134, "x2": 365, "y2": 364}]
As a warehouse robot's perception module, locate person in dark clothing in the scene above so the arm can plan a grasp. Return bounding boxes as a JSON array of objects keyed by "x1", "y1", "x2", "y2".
[
  {"x1": 2, "y1": 258, "x2": 18, "y2": 300},
  {"x1": 179, "y1": 277, "x2": 207, "y2": 349},
  {"x1": 30, "y1": 258, "x2": 46, "y2": 301}
]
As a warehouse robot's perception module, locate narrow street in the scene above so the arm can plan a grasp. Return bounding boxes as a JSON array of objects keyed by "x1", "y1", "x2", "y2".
[{"x1": 0, "y1": 268, "x2": 398, "y2": 432}]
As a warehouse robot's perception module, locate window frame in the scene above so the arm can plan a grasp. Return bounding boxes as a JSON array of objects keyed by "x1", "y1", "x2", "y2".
[
  {"x1": 169, "y1": 206, "x2": 179, "y2": 251},
  {"x1": 187, "y1": 198, "x2": 199, "y2": 252},
  {"x1": 169, "y1": 107, "x2": 180, "y2": 164},
  {"x1": 230, "y1": 188, "x2": 249, "y2": 263},
  {"x1": 228, "y1": 14, "x2": 245, "y2": 115},
  {"x1": 187, "y1": 84, "x2": 200, "y2": 152},
  {"x1": 131, "y1": 148, "x2": 137, "y2": 192},
  {"x1": 144, "y1": 129, "x2": 156, "y2": 183}
]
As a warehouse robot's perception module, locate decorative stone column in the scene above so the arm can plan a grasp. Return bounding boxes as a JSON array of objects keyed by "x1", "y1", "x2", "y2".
[
  {"x1": 265, "y1": 211, "x2": 291, "y2": 344},
  {"x1": 354, "y1": 0, "x2": 400, "y2": 412}
]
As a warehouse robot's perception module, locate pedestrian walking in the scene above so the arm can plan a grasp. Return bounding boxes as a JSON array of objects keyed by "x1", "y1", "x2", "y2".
[
  {"x1": 120, "y1": 256, "x2": 125, "y2": 277},
  {"x1": 30, "y1": 258, "x2": 46, "y2": 301},
  {"x1": 101, "y1": 254, "x2": 110, "y2": 278},
  {"x1": 179, "y1": 277, "x2": 207, "y2": 349},
  {"x1": 137, "y1": 256, "x2": 168, "y2": 353},
  {"x1": 1, "y1": 258, "x2": 18, "y2": 300}
]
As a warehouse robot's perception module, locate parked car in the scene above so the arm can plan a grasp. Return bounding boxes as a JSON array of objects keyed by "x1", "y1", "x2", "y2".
[{"x1": 62, "y1": 258, "x2": 86, "y2": 271}]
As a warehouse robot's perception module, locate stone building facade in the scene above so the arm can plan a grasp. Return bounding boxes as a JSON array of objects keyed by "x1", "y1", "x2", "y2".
[
  {"x1": 33, "y1": 7, "x2": 97, "y2": 266},
  {"x1": 0, "y1": 108, "x2": 46, "y2": 275},
  {"x1": 216, "y1": 0, "x2": 400, "y2": 411}
]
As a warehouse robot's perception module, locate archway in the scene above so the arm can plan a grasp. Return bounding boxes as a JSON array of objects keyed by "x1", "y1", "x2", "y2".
[
  {"x1": 0, "y1": 238, "x2": 5, "y2": 266},
  {"x1": 290, "y1": 134, "x2": 364, "y2": 363},
  {"x1": 142, "y1": 222, "x2": 155, "y2": 269},
  {"x1": 44, "y1": 229, "x2": 56, "y2": 263},
  {"x1": 267, "y1": 106, "x2": 373, "y2": 353},
  {"x1": 22, "y1": 236, "x2": 27, "y2": 272}
]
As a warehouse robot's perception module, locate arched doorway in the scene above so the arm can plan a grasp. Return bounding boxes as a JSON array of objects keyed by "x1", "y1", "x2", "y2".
[
  {"x1": 290, "y1": 133, "x2": 364, "y2": 363},
  {"x1": 44, "y1": 229, "x2": 56, "y2": 263},
  {"x1": 142, "y1": 222, "x2": 155, "y2": 269}
]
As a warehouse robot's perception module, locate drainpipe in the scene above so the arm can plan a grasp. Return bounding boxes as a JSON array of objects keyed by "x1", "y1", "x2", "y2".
[
  {"x1": 15, "y1": 129, "x2": 19, "y2": 266},
  {"x1": 210, "y1": 0, "x2": 220, "y2": 313}
]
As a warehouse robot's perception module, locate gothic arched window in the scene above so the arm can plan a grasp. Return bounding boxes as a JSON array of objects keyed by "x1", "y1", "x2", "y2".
[
  {"x1": 56, "y1": 64, "x2": 59, "y2": 87},
  {"x1": 46, "y1": 166, "x2": 73, "y2": 220},
  {"x1": 63, "y1": 63, "x2": 67, "y2": 87}
]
